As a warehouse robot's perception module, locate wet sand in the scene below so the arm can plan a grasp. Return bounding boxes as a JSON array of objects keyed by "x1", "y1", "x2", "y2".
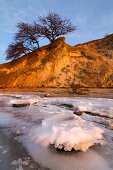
[{"x1": 0, "y1": 87, "x2": 113, "y2": 98}]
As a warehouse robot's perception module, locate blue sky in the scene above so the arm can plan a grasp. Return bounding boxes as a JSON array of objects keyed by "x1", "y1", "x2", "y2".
[{"x1": 0, "y1": 0, "x2": 113, "y2": 64}]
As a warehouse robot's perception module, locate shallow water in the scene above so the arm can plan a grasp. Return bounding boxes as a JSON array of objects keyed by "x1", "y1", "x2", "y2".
[{"x1": 0, "y1": 93, "x2": 113, "y2": 170}]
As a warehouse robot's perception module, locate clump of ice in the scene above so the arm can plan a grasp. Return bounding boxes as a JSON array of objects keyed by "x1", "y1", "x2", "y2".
[
  {"x1": 11, "y1": 158, "x2": 24, "y2": 170},
  {"x1": 30, "y1": 113, "x2": 104, "y2": 152},
  {"x1": 10, "y1": 98, "x2": 40, "y2": 106}
]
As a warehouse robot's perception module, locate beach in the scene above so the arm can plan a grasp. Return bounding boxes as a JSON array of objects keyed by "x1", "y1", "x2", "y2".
[{"x1": 0, "y1": 87, "x2": 113, "y2": 98}]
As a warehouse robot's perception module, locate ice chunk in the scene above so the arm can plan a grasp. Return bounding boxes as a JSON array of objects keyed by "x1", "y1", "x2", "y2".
[
  {"x1": 16, "y1": 165, "x2": 23, "y2": 170},
  {"x1": 11, "y1": 158, "x2": 23, "y2": 170},
  {"x1": 30, "y1": 113, "x2": 104, "y2": 152},
  {"x1": 10, "y1": 98, "x2": 40, "y2": 106},
  {"x1": 18, "y1": 158, "x2": 22, "y2": 165},
  {"x1": 2, "y1": 150, "x2": 7, "y2": 154},
  {"x1": 11, "y1": 160, "x2": 18, "y2": 166},
  {"x1": 0, "y1": 145, "x2": 3, "y2": 149}
]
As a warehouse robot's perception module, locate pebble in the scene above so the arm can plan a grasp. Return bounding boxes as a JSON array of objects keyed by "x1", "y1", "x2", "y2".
[
  {"x1": 0, "y1": 145, "x2": 3, "y2": 149},
  {"x1": 108, "y1": 124, "x2": 113, "y2": 130},
  {"x1": 22, "y1": 160, "x2": 29, "y2": 166},
  {"x1": 15, "y1": 130, "x2": 20, "y2": 135},
  {"x1": 2, "y1": 150, "x2": 7, "y2": 154}
]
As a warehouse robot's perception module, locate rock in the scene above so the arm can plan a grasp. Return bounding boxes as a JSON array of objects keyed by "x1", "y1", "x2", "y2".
[
  {"x1": 73, "y1": 111, "x2": 83, "y2": 116},
  {"x1": 44, "y1": 93, "x2": 52, "y2": 97},
  {"x1": 15, "y1": 130, "x2": 20, "y2": 135},
  {"x1": 22, "y1": 161, "x2": 28, "y2": 166},
  {"x1": 60, "y1": 103, "x2": 74, "y2": 109},
  {"x1": 12, "y1": 103, "x2": 29, "y2": 107},
  {"x1": 73, "y1": 107, "x2": 83, "y2": 115},
  {"x1": 108, "y1": 124, "x2": 113, "y2": 130},
  {"x1": 0, "y1": 35, "x2": 113, "y2": 88}
]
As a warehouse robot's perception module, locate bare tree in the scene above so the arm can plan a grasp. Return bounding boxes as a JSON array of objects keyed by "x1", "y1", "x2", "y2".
[
  {"x1": 6, "y1": 42, "x2": 32, "y2": 60},
  {"x1": 38, "y1": 12, "x2": 77, "y2": 42},
  {"x1": 6, "y1": 12, "x2": 77, "y2": 60},
  {"x1": 6, "y1": 23, "x2": 41, "y2": 60},
  {"x1": 15, "y1": 22, "x2": 41, "y2": 48}
]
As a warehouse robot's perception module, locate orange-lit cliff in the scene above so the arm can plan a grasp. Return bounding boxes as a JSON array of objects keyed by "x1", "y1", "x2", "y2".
[{"x1": 0, "y1": 34, "x2": 113, "y2": 88}]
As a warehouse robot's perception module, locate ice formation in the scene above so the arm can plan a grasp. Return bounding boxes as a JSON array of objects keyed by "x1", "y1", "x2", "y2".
[
  {"x1": 0, "y1": 94, "x2": 113, "y2": 169},
  {"x1": 10, "y1": 98, "x2": 40, "y2": 106},
  {"x1": 30, "y1": 113, "x2": 104, "y2": 152}
]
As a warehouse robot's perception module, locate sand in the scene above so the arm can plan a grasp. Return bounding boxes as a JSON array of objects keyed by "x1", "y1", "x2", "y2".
[{"x1": 0, "y1": 87, "x2": 113, "y2": 98}]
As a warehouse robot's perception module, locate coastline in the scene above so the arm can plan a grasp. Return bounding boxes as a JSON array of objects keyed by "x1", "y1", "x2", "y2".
[{"x1": 0, "y1": 87, "x2": 113, "y2": 98}]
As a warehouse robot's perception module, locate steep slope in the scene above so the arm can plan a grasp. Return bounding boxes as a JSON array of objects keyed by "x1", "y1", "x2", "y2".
[{"x1": 0, "y1": 35, "x2": 113, "y2": 88}]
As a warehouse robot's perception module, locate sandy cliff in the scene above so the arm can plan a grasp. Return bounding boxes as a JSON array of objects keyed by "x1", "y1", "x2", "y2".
[{"x1": 0, "y1": 34, "x2": 113, "y2": 88}]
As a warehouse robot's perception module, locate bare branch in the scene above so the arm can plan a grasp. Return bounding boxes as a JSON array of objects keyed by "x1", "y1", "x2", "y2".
[
  {"x1": 6, "y1": 42, "x2": 32, "y2": 60},
  {"x1": 15, "y1": 22, "x2": 41, "y2": 48},
  {"x1": 6, "y1": 12, "x2": 77, "y2": 60},
  {"x1": 38, "y1": 12, "x2": 77, "y2": 42}
]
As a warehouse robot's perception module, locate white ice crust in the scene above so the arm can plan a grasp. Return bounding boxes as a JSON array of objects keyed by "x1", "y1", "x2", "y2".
[
  {"x1": 0, "y1": 94, "x2": 113, "y2": 170},
  {"x1": 10, "y1": 96, "x2": 40, "y2": 105},
  {"x1": 30, "y1": 112, "x2": 104, "y2": 152}
]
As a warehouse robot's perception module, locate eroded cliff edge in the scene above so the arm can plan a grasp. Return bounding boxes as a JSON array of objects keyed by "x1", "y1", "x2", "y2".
[{"x1": 0, "y1": 34, "x2": 113, "y2": 88}]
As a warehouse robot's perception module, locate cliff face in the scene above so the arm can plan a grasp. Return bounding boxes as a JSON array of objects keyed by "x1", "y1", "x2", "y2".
[{"x1": 0, "y1": 34, "x2": 113, "y2": 88}]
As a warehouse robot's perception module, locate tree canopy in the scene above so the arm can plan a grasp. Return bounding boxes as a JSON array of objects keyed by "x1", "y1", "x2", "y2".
[
  {"x1": 6, "y1": 12, "x2": 77, "y2": 60},
  {"x1": 6, "y1": 42, "x2": 31, "y2": 60},
  {"x1": 15, "y1": 22, "x2": 41, "y2": 48},
  {"x1": 38, "y1": 13, "x2": 76, "y2": 43}
]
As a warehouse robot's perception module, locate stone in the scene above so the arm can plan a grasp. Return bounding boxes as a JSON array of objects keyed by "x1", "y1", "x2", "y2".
[{"x1": 12, "y1": 103, "x2": 29, "y2": 107}]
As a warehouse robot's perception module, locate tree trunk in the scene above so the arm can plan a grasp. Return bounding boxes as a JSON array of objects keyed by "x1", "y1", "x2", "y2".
[{"x1": 37, "y1": 42, "x2": 39, "y2": 48}]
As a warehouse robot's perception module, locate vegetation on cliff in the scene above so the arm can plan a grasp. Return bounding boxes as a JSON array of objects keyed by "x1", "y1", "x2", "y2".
[{"x1": 6, "y1": 13, "x2": 76, "y2": 60}]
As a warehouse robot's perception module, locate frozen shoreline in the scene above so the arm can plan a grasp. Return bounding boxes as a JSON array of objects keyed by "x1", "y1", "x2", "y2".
[{"x1": 0, "y1": 91, "x2": 113, "y2": 169}]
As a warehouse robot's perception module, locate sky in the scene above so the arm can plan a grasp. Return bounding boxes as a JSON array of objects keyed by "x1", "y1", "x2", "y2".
[{"x1": 0, "y1": 0, "x2": 113, "y2": 64}]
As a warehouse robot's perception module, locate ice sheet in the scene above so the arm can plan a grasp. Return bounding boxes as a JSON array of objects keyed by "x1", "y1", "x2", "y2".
[{"x1": 0, "y1": 94, "x2": 113, "y2": 170}]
